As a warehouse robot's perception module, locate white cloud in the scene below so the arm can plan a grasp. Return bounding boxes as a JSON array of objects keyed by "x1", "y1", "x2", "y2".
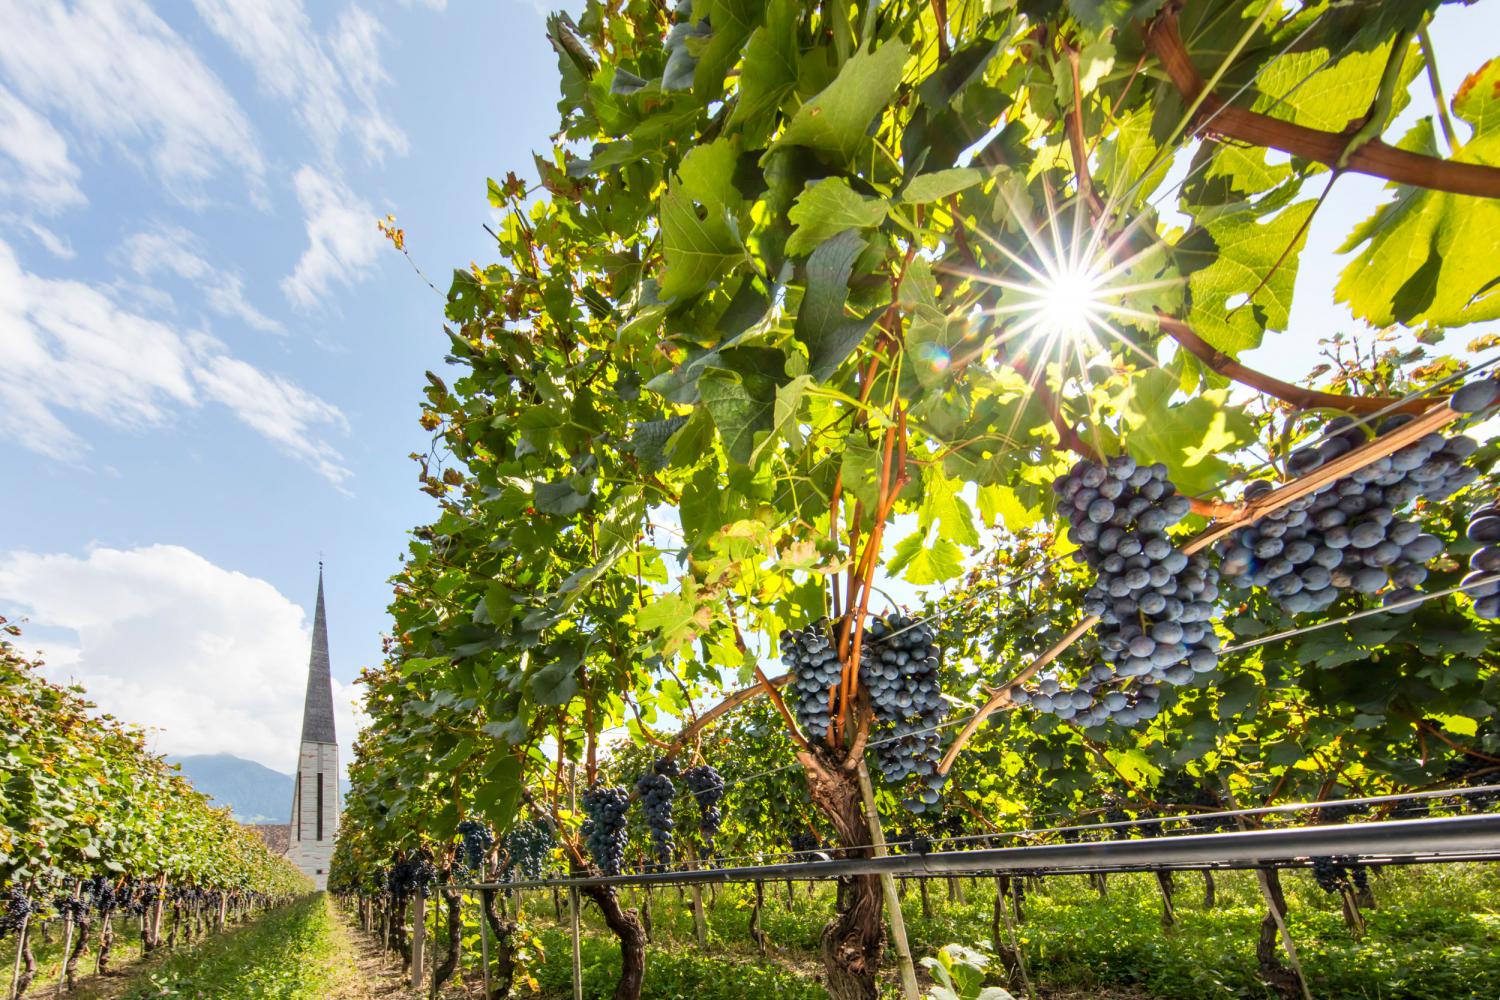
[
  {"x1": 281, "y1": 165, "x2": 384, "y2": 309},
  {"x1": 0, "y1": 85, "x2": 84, "y2": 212},
  {"x1": 0, "y1": 0, "x2": 264, "y2": 199},
  {"x1": 194, "y1": 355, "x2": 351, "y2": 486},
  {"x1": 120, "y1": 226, "x2": 283, "y2": 334},
  {"x1": 0, "y1": 238, "x2": 350, "y2": 483},
  {"x1": 0, "y1": 545, "x2": 367, "y2": 775},
  {"x1": 190, "y1": 0, "x2": 407, "y2": 163}
]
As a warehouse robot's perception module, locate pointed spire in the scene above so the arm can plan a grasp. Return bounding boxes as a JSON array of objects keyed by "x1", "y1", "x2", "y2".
[{"x1": 299, "y1": 565, "x2": 337, "y2": 744}]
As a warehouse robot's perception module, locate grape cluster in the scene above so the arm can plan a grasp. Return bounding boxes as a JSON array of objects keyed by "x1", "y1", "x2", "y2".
[
  {"x1": 683, "y1": 765, "x2": 725, "y2": 840},
  {"x1": 1027, "y1": 456, "x2": 1218, "y2": 725},
  {"x1": 388, "y1": 852, "x2": 437, "y2": 898},
  {"x1": 1310, "y1": 855, "x2": 1367, "y2": 894},
  {"x1": 502, "y1": 821, "x2": 555, "y2": 880},
  {"x1": 0, "y1": 886, "x2": 34, "y2": 935},
  {"x1": 780, "y1": 622, "x2": 840, "y2": 739},
  {"x1": 788, "y1": 831, "x2": 821, "y2": 857},
  {"x1": 1451, "y1": 376, "x2": 1500, "y2": 415},
  {"x1": 52, "y1": 894, "x2": 89, "y2": 923},
  {"x1": 635, "y1": 765, "x2": 676, "y2": 866},
  {"x1": 897, "y1": 829, "x2": 933, "y2": 855},
  {"x1": 88, "y1": 876, "x2": 117, "y2": 915},
  {"x1": 861, "y1": 614, "x2": 947, "y2": 812},
  {"x1": 1220, "y1": 416, "x2": 1477, "y2": 613},
  {"x1": 1445, "y1": 755, "x2": 1500, "y2": 811},
  {"x1": 581, "y1": 784, "x2": 630, "y2": 876},
  {"x1": 1463, "y1": 502, "x2": 1500, "y2": 619},
  {"x1": 457, "y1": 818, "x2": 495, "y2": 876}
]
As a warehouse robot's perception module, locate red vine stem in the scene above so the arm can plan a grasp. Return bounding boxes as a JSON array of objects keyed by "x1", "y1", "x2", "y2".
[
  {"x1": 1156, "y1": 313, "x2": 1440, "y2": 416},
  {"x1": 1144, "y1": 6, "x2": 1500, "y2": 199}
]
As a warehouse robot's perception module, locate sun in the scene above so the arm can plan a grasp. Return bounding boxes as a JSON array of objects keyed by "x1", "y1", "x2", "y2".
[{"x1": 1032, "y1": 262, "x2": 1106, "y2": 341}]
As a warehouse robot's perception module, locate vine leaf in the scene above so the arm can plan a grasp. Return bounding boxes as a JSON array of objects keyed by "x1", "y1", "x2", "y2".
[
  {"x1": 659, "y1": 138, "x2": 747, "y2": 301},
  {"x1": 1337, "y1": 59, "x2": 1500, "y2": 329},
  {"x1": 786, "y1": 178, "x2": 889, "y2": 256},
  {"x1": 796, "y1": 229, "x2": 880, "y2": 380},
  {"x1": 1180, "y1": 199, "x2": 1317, "y2": 355},
  {"x1": 691, "y1": 0, "x2": 764, "y2": 100},
  {"x1": 1250, "y1": 37, "x2": 1419, "y2": 133},
  {"x1": 1114, "y1": 369, "x2": 1255, "y2": 496},
  {"x1": 699, "y1": 366, "x2": 775, "y2": 464},
  {"x1": 887, "y1": 527, "x2": 963, "y2": 585},
  {"x1": 728, "y1": 0, "x2": 797, "y2": 144},
  {"x1": 900, "y1": 167, "x2": 982, "y2": 204},
  {"x1": 772, "y1": 40, "x2": 910, "y2": 165}
]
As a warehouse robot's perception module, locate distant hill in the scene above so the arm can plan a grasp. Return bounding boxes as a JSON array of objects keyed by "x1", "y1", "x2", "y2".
[{"x1": 171, "y1": 753, "x2": 292, "y2": 823}]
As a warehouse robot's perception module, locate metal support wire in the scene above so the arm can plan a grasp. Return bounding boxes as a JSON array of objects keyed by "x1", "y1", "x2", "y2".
[{"x1": 447, "y1": 813, "x2": 1500, "y2": 892}]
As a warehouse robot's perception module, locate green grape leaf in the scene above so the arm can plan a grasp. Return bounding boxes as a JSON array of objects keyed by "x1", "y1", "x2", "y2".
[
  {"x1": 729, "y1": 0, "x2": 798, "y2": 144},
  {"x1": 795, "y1": 229, "x2": 880, "y2": 380},
  {"x1": 1181, "y1": 199, "x2": 1317, "y2": 354},
  {"x1": 900, "y1": 167, "x2": 982, "y2": 204},
  {"x1": 887, "y1": 527, "x2": 964, "y2": 585},
  {"x1": 773, "y1": 41, "x2": 909, "y2": 165},
  {"x1": 1336, "y1": 59, "x2": 1500, "y2": 329},
  {"x1": 699, "y1": 366, "x2": 775, "y2": 465},
  {"x1": 786, "y1": 178, "x2": 890, "y2": 256},
  {"x1": 659, "y1": 138, "x2": 747, "y2": 301}
]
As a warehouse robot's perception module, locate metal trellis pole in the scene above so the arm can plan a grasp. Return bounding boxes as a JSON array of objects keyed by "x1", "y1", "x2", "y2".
[{"x1": 54, "y1": 880, "x2": 80, "y2": 999}]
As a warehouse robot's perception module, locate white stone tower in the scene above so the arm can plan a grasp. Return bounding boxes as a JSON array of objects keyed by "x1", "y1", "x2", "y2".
[{"x1": 287, "y1": 566, "x2": 339, "y2": 890}]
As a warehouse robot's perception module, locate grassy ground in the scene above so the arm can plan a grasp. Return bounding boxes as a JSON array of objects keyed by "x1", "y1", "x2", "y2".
[
  {"x1": 54, "y1": 894, "x2": 411, "y2": 1000},
  {"x1": 471, "y1": 863, "x2": 1499, "y2": 999}
]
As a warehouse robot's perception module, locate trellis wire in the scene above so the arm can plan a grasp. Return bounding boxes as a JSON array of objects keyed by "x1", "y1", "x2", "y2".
[{"x1": 447, "y1": 812, "x2": 1500, "y2": 892}]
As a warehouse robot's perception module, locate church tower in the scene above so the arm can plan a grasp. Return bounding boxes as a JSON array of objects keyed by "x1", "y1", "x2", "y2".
[{"x1": 287, "y1": 567, "x2": 339, "y2": 890}]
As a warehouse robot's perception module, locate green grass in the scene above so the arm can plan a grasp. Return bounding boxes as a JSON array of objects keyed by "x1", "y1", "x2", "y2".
[
  {"x1": 508, "y1": 864, "x2": 1500, "y2": 1000},
  {"x1": 106, "y1": 894, "x2": 350, "y2": 999}
]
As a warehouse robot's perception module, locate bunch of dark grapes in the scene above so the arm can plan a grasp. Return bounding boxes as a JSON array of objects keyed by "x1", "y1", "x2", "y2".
[
  {"x1": 780, "y1": 621, "x2": 840, "y2": 739},
  {"x1": 1310, "y1": 855, "x2": 1344, "y2": 893},
  {"x1": 502, "y1": 821, "x2": 555, "y2": 881},
  {"x1": 457, "y1": 819, "x2": 494, "y2": 877},
  {"x1": 897, "y1": 829, "x2": 933, "y2": 855},
  {"x1": 788, "y1": 831, "x2": 821, "y2": 859},
  {"x1": 1025, "y1": 456, "x2": 1217, "y2": 724},
  {"x1": 388, "y1": 852, "x2": 437, "y2": 898},
  {"x1": 581, "y1": 784, "x2": 630, "y2": 876},
  {"x1": 1310, "y1": 855, "x2": 1367, "y2": 894},
  {"x1": 683, "y1": 765, "x2": 725, "y2": 840},
  {"x1": 1445, "y1": 755, "x2": 1500, "y2": 811},
  {"x1": 52, "y1": 893, "x2": 89, "y2": 923},
  {"x1": 1462, "y1": 502, "x2": 1500, "y2": 619},
  {"x1": 1220, "y1": 415, "x2": 1478, "y2": 613},
  {"x1": 861, "y1": 614, "x2": 947, "y2": 812},
  {"x1": 89, "y1": 876, "x2": 117, "y2": 915},
  {"x1": 0, "y1": 886, "x2": 34, "y2": 935},
  {"x1": 635, "y1": 763, "x2": 676, "y2": 866}
]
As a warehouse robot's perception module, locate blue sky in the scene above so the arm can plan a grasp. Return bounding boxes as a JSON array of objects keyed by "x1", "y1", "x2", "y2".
[
  {"x1": 0, "y1": 0, "x2": 572, "y2": 772},
  {"x1": 0, "y1": 1, "x2": 1494, "y2": 776}
]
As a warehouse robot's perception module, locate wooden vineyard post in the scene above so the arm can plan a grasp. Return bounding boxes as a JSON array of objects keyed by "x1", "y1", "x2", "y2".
[
  {"x1": 996, "y1": 879, "x2": 1035, "y2": 1000},
  {"x1": 568, "y1": 765, "x2": 583, "y2": 1000},
  {"x1": 477, "y1": 891, "x2": 493, "y2": 997},
  {"x1": 688, "y1": 844, "x2": 708, "y2": 950},
  {"x1": 8, "y1": 911, "x2": 28, "y2": 1000},
  {"x1": 855, "y1": 761, "x2": 920, "y2": 1000},
  {"x1": 410, "y1": 893, "x2": 426, "y2": 991},
  {"x1": 54, "y1": 880, "x2": 80, "y2": 999}
]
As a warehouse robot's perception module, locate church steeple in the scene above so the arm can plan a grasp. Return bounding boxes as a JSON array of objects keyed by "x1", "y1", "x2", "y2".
[
  {"x1": 288, "y1": 565, "x2": 340, "y2": 890},
  {"x1": 299, "y1": 566, "x2": 337, "y2": 744}
]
